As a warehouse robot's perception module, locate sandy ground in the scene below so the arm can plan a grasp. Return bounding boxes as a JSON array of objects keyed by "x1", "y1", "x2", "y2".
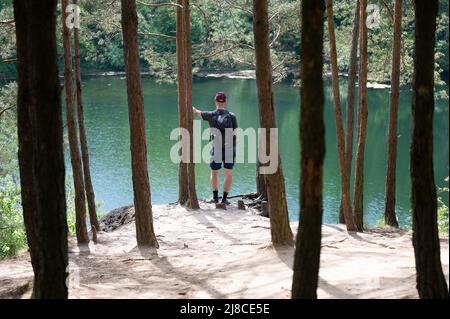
[{"x1": 0, "y1": 202, "x2": 448, "y2": 299}]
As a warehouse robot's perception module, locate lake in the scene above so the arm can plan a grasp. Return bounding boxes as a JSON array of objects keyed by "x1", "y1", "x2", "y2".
[{"x1": 71, "y1": 76, "x2": 449, "y2": 227}]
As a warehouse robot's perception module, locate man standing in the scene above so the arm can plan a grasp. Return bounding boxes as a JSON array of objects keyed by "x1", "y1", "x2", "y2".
[{"x1": 193, "y1": 92, "x2": 238, "y2": 204}]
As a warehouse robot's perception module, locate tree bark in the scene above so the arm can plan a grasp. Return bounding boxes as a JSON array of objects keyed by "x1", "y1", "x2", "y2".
[
  {"x1": 256, "y1": 159, "x2": 268, "y2": 199},
  {"x1": 253, "y1": 0, "x2": 293, "y2": 246},
  {"x1": 326, "y1": 0, "x2": 356, "y2": 231},
  {"x1": 73, "y1": 0, "x2": 99, "y2": 231},
  {"x1": 121, "y1": 0, "x2": 159, "y2": 247},
  {"x1": 352, "y1": 0, "x2": 368, "y2": 232},
  {"x1": 383, "y1": 0, "x2": 402, "y2": 228},
  {"x1": 176, "y1": 0, "x2": 188, "y2": 205},
  {"x1": 183, "y1": 0, "x2": 200, "y2": 209},
  {"x1": 339, "y1": 0, "x2": 359, "y2": 224},
  {"x1": 14, "y1": 0, "x2": 68, "y2": 298},
  {"x1": 292, "y1": 0, "x2": 326, "y2": 298},
  {"x1": 411, "y1": 0, "x2": 449, "y2": 299},
  {"x1": 61, "y1": 0, "x2": 89, "y2": 244}
]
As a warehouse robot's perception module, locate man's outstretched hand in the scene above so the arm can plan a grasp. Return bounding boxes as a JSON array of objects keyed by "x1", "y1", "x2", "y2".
[{"x1": 192, "y1": 106, "x2": 202, "y2": 118}]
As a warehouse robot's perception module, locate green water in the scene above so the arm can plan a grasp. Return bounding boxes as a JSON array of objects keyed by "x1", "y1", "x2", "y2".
[{"x1": 74, "y1": 76, "x2": 449, "y2": 227}]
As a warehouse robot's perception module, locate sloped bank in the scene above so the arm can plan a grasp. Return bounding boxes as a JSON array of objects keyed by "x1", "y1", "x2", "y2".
[{"x1": 0, "y1": 203, "x2": 448, "y2": 299}]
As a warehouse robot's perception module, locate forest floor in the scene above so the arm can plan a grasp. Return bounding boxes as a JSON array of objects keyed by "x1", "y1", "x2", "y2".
[{"x1": 0, "y1": 202, "x2": 448, "y2": 299}]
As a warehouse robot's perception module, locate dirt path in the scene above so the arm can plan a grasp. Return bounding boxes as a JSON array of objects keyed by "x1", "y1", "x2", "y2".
[{"x1": 0, "y1": 203, "x2": 448, "y2": 298}]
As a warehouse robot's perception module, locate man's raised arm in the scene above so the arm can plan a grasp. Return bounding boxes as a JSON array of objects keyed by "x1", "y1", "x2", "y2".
[{"x1": 192, "y1": 107, "x2": 203, "y2": 119}]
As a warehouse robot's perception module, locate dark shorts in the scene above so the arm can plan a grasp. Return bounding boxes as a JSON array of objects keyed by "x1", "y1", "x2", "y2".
[{"x1": 210, "y1": 147, "x2": 236, "y2": 170}]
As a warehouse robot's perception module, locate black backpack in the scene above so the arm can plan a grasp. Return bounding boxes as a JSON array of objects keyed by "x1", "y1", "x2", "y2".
[{"x1": 213, "y1": 110, "x2": 233, "y2": 131}]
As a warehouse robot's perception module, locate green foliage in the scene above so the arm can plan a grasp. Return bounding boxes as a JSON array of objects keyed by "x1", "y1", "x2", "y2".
[
  {"x1": 0, "y1": 80, "x2": 80, "y2": 254},
  {"x1": 435, "y1": 1, "x2": 449, "y2": 98},
  {"x1": 0, "y1": 176, "x2": 27, "y2": 259},
  {"x1": 376, "y1": 177, "x2": 449, "y2": 235},
  {"x1": 66, "y1": 174, "x2": 77, "y2": 235},
  {"x1": 0, "y1": 172, "x2": 84, "y2": 259},
  {"x1": 75, "y1": 0, "x2": 124, "y2": 70},
  {"x1": 0, "y1": 4, "x2": 16, "y2": 77},
  {"x1": 0, "y1": 82, "x2": 23, "y2": 259},
  {"x1": 143, "y1": 47, "x2": 177, "y2": 83},
  {"x1": 0, "y1": 82, "x2": 17, "y2": 176},
  {"x1": 438, "y1": 200, "x2": 449, "y2": 236},
  {"x1": 438, "y1": 177, "x2": 449, "y2": 236},
  {"x1": 140, "y1": 4, "x2": 204, "y2": 83},
  {"x1": 1, "y1": 0, "x2": 448, "y2": 86},
  {"x1": 65, "y1": 173, "x2": 104, "y2": 234},
  {"x1": 190, "y1": 0, "x2": 298, "y2": 82},
  {"x1": 0, "y1": 0, "x2": 12, "y2": 11}
]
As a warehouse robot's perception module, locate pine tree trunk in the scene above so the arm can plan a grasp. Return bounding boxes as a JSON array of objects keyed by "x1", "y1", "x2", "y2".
[
  {"x1": 14, "y1": 0, "x2": 68, "y2": 298},
  {"x1": 292, "y1": 0, "x2": 326, "y2": 298},
  {"x1": 384, "y1": 0, "x2": 402, "y2": 228},
  {"x1": 121, "y1": 0, "x2": 159, "y2": 247},
  {"x1": 253, "y1": 0, "x2": 293, "y2": 246},
  {"x1": 183, "y1": 0, "x2": 200, "y2": 209},
  {"x1": 411, "y1": 0, "x2": 449, "y2": 299},
  {"x1": 176, "y1": 0, "x2": 188, "y2": 205},
  {"x1": 326, "y1": 0, "x2": 356, "y2": 231},
  {"x1": 73, "y1": 0, "x2": 99, "y2": 231},
  {"x1": 352, "y1": 0, "x2": 368, "y2": 232},
  {"x1": 339, "y1": 0, "x2": 359, "y2": 224},
  {"x1": 256, "y1": 159, "x2": 267, "y2": 199},
  {"x1": 61, "y1": 0, "x2": 89, "y2": 244}
]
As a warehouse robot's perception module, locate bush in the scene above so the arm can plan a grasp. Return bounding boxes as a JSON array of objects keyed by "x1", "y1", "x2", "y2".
[
  {"x1": 65, "y1": 173, "x2": 105, "y2": 234},
  {"x1": 438, "y1": 200, "x2": 449, "y2": 236},
  {"x1": 66, "y1": 174, "x2": 77, "y2": 235},
  {"x1": 0, "y1": 82, "x2": 18, "y2": 176},
  {"x1": 438, "y1": 177, "x2": 449, "y2": 236},
  {"x1": 0, "y1": 176, "x2": 27, "y2": 259}
]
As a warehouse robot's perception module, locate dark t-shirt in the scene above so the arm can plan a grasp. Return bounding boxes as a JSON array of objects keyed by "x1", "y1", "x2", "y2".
[{"x1": 201, "y1": 109, "x2": 238, "y2": 149}]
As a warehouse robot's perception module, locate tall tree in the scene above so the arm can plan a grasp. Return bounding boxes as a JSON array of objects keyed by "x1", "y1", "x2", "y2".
[
  {"x1": 256, "y1": 159, "x2": 268, "y2": 200},
  {"x1": 252, "y1": 0, "x2": 293, "y2": 245},
  {"x1": 383, "y1": 0, "x2": 402, "y2": 228},
  {"x1": 326, "y1": 0, "x2": 356, "y2": 231},
  {"x1": 352, "y1": 0, "x2": 368, "y2": 232},
  {"x1": 121, "y1": 0, "x2": 159, "y2": 247},
  {"x1": 61, "y1": 0, "x2": 89, "y2": 244},
  {"x1": 411, "y1": 0, "x2": 449, "y2": 299},
  {"x1": 176, "y1": 0, "x2": 188, "y2": 206},
  {"x1": 340, "y1": 0, "x2": 359, "y2": 224},
  {"x1": 292, "y1": 0, "x2": 326, "y2": 298},
  {"x1": 183, "y1": 0, "x2": 200, "y2": 209},
  {"x1": 73, "y1": 0, "x2": 99, "y2": 231},
  {"x1": 14, "y1": 0, "x2": 68, "y2": 298}
]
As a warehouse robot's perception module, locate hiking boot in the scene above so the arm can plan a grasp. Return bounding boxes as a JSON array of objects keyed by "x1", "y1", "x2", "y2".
[{"x1": 207, "y1": 198, "x2": 219, "y2": 204}]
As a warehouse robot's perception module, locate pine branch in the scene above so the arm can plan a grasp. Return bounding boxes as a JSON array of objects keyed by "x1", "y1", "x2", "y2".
[
  {"x1": 0, "y1": 58, "x2": 17, "y2": 65},
  {"x1": 136, "y1": 0, "x2": 182, "y2": 8},
  {"x1": 269, "y1": 24, "x2": 282, "y2": 48},
  {"x1": 0, "y1": 106, "x2": 14, "y2": 117},
  {"x1": 380, "y1": 0, "x2": 394, "y2": 21},
  {"x1": 193, "y1": 45, "x2": 241, "y2": 62},
  {"x1": 223, "y1": 0, "x2": 253, "y2": 15},
  {"x1": 138, "y1": 32, "x2": 176, "y2": 40},
  {"x1": 0, "y1": 19, "x2": 15, "y2": 25}
]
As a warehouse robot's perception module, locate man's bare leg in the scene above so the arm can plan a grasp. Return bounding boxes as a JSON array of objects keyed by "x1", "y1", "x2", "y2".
[
  {"x1": 223, "y1": 169, "x2": 233, "y2": 193},
  {"x1": 211, "y1": 169, "x2": 219, "y2": 191},
  {"x1": 219, "y1": 168, "x2": 233, "y2": 204}
]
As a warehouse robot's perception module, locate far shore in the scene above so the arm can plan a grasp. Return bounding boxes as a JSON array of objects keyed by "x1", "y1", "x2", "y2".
[
  {"x1": 76, "y1": 68, "x2": 393, "y2": 89},
  {"x1": 3, "y1": 67, "x2": 430, "y2": 89}
]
